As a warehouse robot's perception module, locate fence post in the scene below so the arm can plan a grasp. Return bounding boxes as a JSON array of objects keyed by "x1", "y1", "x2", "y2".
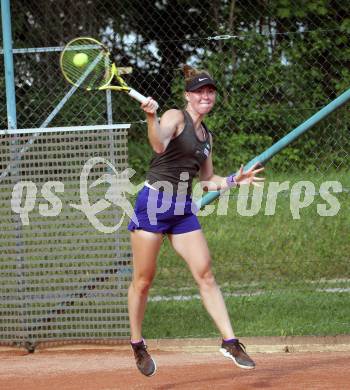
[{"x1": 1, "y1": 0, "x2": 17, "y2": 129}]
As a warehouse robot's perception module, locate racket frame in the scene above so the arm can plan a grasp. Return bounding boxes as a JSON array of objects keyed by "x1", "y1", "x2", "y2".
[{"x1": 60, "y1": 37, "x2": 149, "y2": 104}]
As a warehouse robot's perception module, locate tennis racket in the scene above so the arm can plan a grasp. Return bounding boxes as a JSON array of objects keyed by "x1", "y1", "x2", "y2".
[{"x1": 60, "y1": 37, "x2": 153, "y2": 106}]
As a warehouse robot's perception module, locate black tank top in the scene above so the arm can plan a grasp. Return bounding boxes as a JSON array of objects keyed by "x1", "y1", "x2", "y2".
[{"x1": 146, "y1": 110, "x2": 211, "y2": 196}]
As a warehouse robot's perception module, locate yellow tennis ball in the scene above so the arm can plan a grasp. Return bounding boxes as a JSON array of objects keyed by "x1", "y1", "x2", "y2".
[{"x1": 73, "y1": 52, "x2": 88, "y2": 67}]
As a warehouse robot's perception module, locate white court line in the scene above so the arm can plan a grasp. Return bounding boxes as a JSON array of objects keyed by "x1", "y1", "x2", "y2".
[
  {"x1": 149, "y1": 291, "x2": 264, "y2": 302},
  {"x1": 317, "y1": 288, "x2": 350, "y2": 293},
  {"x1": 149, "y1": 287, "x2": 350, "y2": 302}
]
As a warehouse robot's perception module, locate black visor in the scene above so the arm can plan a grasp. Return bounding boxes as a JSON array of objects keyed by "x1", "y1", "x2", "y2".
[{"x1": 185, "y1": 73, "x2": 217, "y2": 92}]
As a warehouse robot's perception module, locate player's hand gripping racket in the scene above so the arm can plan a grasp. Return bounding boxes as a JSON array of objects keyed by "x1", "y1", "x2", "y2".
[{"x1": 60, "y1": 37, "x2": 157, "y2": 107}]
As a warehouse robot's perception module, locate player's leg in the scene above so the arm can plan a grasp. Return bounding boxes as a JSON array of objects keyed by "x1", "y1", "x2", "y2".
[
  {"x1": 168, "y1": 229, "x2": 234, "y2": 337},
  {"x1": 128, "y1": 229, "x2": 162, "y2": 340},
  {"x1": 168, "y1": 229, "x2": 255, "y2": 369},
  {"x1": 128, "y1": 229, "x2": 163, "y2": 376}
]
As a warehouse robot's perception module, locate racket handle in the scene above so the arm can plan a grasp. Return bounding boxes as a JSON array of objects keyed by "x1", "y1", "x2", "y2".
[
  {"x1": 128, "y1": 88, "x2": 148, "y2": 103},
  {"x1": 128, "y1": 88, "x2": 159, "y2": 110}
]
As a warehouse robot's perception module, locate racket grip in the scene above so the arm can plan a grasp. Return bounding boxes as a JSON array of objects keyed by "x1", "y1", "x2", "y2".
[
  {"x1": 128, "y1": 89, "x2": 148, "y2": 103},
  {"x1": 128, "y1": 88, "x2": 159, "y2": 110}
]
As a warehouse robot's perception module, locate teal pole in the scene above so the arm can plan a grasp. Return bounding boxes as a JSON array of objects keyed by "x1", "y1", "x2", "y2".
[
  {"x1": 1, "y1": 0, "x2": 27, "y2": 346},
  {"x1": 196, "y1": 88, "x2": 350, "y2": 209},
  {"x1": 1, "y1": 0, "x2": 17, "y2": 129}
]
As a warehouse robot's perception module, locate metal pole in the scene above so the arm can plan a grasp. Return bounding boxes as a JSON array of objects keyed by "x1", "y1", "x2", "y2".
[
  {"x1": 1, "y1": 0, "x2": 17, "y2": 129},
  {"x1": 1, "y1": 0, "x2": 28, "y2": 347}
]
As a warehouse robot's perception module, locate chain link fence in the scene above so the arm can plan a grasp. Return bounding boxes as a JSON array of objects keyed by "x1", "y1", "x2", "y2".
[
  {"x1": 1, "y1": 1, "x2": 349, "y2": 346},
  {"x1": 1, "y1": 1, "x2": 349, "y2": 163}
]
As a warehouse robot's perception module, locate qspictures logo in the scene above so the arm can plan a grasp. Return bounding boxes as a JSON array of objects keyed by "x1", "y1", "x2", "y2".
[
  {"x1": 11, "y1": 157, "x2": 140, "y2": 234},
  {"x1": 10, "y1": 157, "x2": 344, "y2": 233}
]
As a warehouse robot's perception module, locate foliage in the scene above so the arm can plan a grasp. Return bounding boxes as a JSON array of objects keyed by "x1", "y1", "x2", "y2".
[
  {"x1": 128, "y1": 134, "x2": 153, "y2": 180},
  {"x1": 2, "y1": 0, "x2": 349, "y2": 169},
  {"x1": 209, "y1": 132, "x2": 273, "y2": 174}
]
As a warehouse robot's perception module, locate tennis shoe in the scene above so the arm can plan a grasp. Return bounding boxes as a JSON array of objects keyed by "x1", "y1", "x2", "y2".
[
  {"x1": 220, "y1": 339, "x2": 255, "y2": 369},
  {"x1": 131, "y1": 340, "x2": 157, "y2": 377}
]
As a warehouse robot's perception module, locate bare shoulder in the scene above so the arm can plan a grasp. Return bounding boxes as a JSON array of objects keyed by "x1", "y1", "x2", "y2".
[
  {"x1": 159, "y1": 109, "x2": 184, "y2": 137},
  {"x1": 160, "y1": 109, "x2": 183, "y2": 123}
]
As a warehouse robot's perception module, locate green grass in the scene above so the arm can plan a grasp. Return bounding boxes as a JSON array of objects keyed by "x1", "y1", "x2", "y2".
[
  {"x1": 144, "y1": 289, "x2": 350, "y2": 338},
  {"x1": 151, "y1": 170, "x2": 350, "y2": 291},
  {"x1": 1, "y1": 170, "x2": 349, "y2": 338},
  {"x1": 143, "y1": 170, "x2": 350, "y2": 337}
]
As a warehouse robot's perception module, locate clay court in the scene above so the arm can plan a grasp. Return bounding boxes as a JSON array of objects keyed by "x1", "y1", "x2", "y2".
[{"x1": 1, "y1": 337, "x2": 349, "y2": 390}]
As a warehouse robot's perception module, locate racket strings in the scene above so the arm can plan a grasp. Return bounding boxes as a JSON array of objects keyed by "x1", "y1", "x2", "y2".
[{"x1": 61, "y1": 38, "x2": 113, "y2": 90}]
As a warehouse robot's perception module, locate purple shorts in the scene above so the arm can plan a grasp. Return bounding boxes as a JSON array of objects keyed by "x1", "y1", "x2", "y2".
[{"x1": 128, "y1": 186, "x2": 201, "y2": 234}]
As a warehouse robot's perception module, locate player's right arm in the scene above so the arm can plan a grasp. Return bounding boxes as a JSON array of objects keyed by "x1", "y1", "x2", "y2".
[{"x1": 141, "y1": 98, "x2": 182, "y2": 154}]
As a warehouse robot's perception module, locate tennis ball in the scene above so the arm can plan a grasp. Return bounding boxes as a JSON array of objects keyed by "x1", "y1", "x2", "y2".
[{"x1": 73, "y1": 52, "x2": 88, "y2": 67}]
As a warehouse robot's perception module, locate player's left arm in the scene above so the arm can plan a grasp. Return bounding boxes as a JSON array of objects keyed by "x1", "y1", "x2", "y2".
[
  {"x1": 199, "y1": 134, "x2": 228, "y2": 191},
  {"x1": 199, "y1": 134, "x2": 265, "y2": 191}
]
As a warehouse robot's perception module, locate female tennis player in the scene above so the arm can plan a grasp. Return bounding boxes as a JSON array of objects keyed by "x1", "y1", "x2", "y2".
[{"x1": 128, "y1": 65, "x2": 264, "y2": 376}]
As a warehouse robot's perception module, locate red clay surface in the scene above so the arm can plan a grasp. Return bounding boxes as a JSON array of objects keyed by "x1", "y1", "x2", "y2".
[{"x1": 1, "y1": 349, "x2": 349, "y2": 390}]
